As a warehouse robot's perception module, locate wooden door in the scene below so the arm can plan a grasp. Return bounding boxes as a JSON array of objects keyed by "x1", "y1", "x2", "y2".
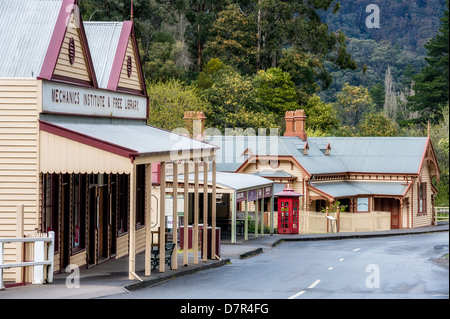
[
  {"x1": 97, "y1": 185, "x2": 109, "y2": 263},
  {"x1": 374, "y1": 198, "x2": 400, "y2": 229},
  {"x1": 61, "y1": 175, "x2": 71, "y2": 270},
  {"x1": 88, "y1": 186, "x2": 96, "y2": 266},
  {"x1": 389, "y1": 199, "x2": 400, "y2": 229}
]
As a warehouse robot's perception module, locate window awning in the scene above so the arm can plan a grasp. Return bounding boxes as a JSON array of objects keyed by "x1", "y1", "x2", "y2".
[
  {"x1": 39, "y1": 120, "x2": 218, "y2": 174},
  {"x1": 310, "y1": 181, "x2": 411, "y2": 199}
]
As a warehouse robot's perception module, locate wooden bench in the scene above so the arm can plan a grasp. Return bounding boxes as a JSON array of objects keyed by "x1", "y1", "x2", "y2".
[{"x1": 151, "y1": 243, "x2": 176, "y2": 270}]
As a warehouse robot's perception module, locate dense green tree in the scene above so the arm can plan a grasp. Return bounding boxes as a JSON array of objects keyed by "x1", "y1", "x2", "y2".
[
  {"x1": 169, "y1": 0, "x2": 226, "y2": 71},
  {"x1": 431, "y1": 104, "x2": 449, "y2": 206},
  {"x1": 304, "y1": 94, "x2": 339, "y2": 133},
  {"x1": 358, "y1": 113, "x2": 399, "y2": 137},
  {"x1": 203, "y1": 4, "x2": 257, "y2": 75},
  {"x1": 147, "y1": 79, "x2": 210, "y2": 131},
  {"x1": 144, "y1": 31, "x2": 187, "y2": 81},
  {"x1": 334, "y1": 83, "x2": 375, "y2": 127},
  {"x1": 252, "y1": 67, "x2": 299, "y2": 116},
  {"x1": 279, "y1": 48, "x2": 331, "y2": 105},
  {"x1": 79, "y1": 0, "x2": 179, "y2": 81},
  {"x1": 196, "y1": 59, "x2": 282, "y2": 131},
  {"x1": 408, "y1": 1, "x2": 449, "y2": 123},
  {"x1": 369, "y1": 82, "x2": 385, "y2": 111}
]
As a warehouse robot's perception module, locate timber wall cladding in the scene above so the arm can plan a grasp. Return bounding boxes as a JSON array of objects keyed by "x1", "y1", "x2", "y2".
[
  {"x1": 117, "y1": 37, "x2": 142, "y2": 92},
  {"x1": 0, "y1": 79, "x2": 40, "y2": 281},
  {"x1": 414, "y1": 163, "x2": 433, "y2": 228},
  {"x1": 53, "y1": 13, "x2": 92, "y2": 83}
]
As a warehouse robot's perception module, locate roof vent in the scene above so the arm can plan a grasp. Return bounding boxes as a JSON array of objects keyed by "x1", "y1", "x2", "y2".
[
  {"x1": 292, "y1": 141, "x2": 309, "y2": 155},
  {"x1": 241, "y1": 148, "x2": 254, "y2": 157},
  {"x1": 318, "y1": 142, "x2": 331, "y2": 155}
]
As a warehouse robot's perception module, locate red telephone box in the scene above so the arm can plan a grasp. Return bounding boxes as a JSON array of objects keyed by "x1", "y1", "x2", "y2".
[{"x1": 276, "y1": 186, "x2": 302, "y2": 234}]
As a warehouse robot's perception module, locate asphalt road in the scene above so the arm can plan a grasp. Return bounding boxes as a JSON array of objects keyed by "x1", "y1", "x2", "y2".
[{"x1": 102, "y1": 232, "x2": 449, "y2": 299}]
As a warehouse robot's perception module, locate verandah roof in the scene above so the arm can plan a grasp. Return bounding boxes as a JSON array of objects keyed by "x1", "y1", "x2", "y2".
[
  {"x1": 310, "y1": 181, "x2": 411, "y2": 199},
  {"x1": 167, "y1": 171, "x2": 274, "y2": 193},
  {"x1": 39, "y1": 120, "x2": 218, "y2": 174}
]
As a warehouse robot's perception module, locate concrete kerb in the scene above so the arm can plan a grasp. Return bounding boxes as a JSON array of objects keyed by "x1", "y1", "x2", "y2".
[
  {"x1": 239, "y1": 248, "x2": 264, "y2": 259},
  {"x1": 124, "y1": 258, "x2": 231, "y2": 292},
  {"x1": 268, "y1": 224, "x2": 450, "y2": 248}
]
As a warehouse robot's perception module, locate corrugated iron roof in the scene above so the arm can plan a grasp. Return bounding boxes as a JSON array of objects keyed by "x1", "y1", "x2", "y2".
[
  {"x1": 302, "y1": 137, "x2": 427, "y2": 175},
  {"x1": 45, "y1": 120, "x2": 218, "y2": 156},
  {"x1": 0, "y1": 0, "x2": 62, "y2": 78},
  {"x1": 83, "y1": 22, "x2": 123, "y2": 89},
  {"x1": 205, "y1": 135, "x2": 428, "y2": 176},
  {"x1": 167, "y1": 171, "x2": 273, "y2": 192}
]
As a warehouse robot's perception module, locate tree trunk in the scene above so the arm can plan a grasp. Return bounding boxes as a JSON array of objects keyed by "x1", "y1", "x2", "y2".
[{"x1": 256, "y1": 2, "x2": 261, "y2": 71}]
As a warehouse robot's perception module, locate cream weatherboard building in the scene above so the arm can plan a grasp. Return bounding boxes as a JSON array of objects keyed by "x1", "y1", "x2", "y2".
[{"x1": 0, "y1": 0, "x2": 218, "y2": 285}]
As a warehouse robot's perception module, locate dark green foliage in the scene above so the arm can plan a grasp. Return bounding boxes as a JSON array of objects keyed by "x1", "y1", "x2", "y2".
[{"x1": 408, "y1": 1, "x2": 449, "y2": 123}]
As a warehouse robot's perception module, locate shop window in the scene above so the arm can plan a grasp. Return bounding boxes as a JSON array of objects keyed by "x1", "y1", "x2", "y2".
[
  {"x1": 72, "y1": 174, "x2": 86, "y2": 251},
  {"x1": 418, "y1": 182, "x2": 427, "y2": 215},
  {"x1": 42, "y1": 174, "x2": 59, "y2": 251}
]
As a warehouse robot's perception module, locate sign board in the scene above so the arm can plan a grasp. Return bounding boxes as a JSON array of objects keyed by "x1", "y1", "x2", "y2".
[
  {"x1": 236, "y1": 191, "x2": 247, "y2": 203},
  {"x1": 258, "y1": 188, "x2": 264, "y2": 199},
  {"x1": 165, "y1": 194, "x2": 185, "y2": 216},
  {"x1": 264, "y1": 186, "x2": 272, "y2": 198},
  {"x1": 42, "y1": 81, "x2": 147, "y2": 119},
  {"x1": 247, "y1": 189, "x2": 258, "y2": 201}
]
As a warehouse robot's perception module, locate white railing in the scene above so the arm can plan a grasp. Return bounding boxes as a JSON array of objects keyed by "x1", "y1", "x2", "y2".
[
  {"x1": 434, "y1": 207, "x2": 449, "y2": 225},
  {"x1": 0, "y1": 231, "x2": 54, "y2": 290}
]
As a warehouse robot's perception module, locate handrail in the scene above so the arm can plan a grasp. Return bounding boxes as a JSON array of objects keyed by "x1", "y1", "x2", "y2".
[
  {"x1": 0, "y1": 231, "x2": 54, "y2": 290},
  {"x1": 434, "y1": 207, "x2": 449, "y2": 225},
  {"x1": 0, "y1": 237, "x2": 54, "y2": 243}
]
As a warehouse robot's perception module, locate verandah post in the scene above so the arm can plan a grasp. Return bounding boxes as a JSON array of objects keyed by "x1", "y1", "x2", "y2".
[
  {"x1": 244, "y1": 199, "x2": 248, "y2": 241},
  {"x1": 172, "y1": 162, "x2": 178, "y2": 269},
  {"x1": 159, "y1": 162, "x2": 166, "y2": 273},
  {"x1": 202, "y1": 160, "x2": 208, "y2": 262}
]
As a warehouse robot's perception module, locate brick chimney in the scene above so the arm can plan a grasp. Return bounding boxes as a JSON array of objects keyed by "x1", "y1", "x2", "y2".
[
  {"x1": 183, "y1": 111, "x2": 206, "y2": 140},
  {"x1": 284, "y1": 109, "x2": 307, "y2": 141}
]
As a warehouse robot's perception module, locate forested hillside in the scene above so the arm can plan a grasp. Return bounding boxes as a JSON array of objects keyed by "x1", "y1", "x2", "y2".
[
  {"x1": 320, "y1": 0, "x2": 447, "y2": 102},
  {"x1": 324, "y1": 0, "x2": 446, "y2": 52}
]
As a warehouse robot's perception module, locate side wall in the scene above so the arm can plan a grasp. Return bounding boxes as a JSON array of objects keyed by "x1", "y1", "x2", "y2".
[
  {"x1": 0, "y1": 79, "x2": 40, "y2": 282},
  {"x1": 412, "y1": 163, "x2": 434, "y2": 228}
]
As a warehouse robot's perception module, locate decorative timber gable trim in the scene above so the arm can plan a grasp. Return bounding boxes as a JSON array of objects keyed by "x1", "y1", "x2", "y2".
[
  {"x1": 236, "y1": 155, "x2": 312, "y2": 179},
  {"x1": 107, "y1": 21, "x2": 146, "y2": 96},
  {"x1": 38, "y1": 0, "x2": 97, "y2": 88},
  {"x1": 418, "y1": 137, "x2": 441, "y2": 183}
]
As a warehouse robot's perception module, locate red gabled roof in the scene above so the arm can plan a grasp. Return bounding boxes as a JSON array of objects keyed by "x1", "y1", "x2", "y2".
[
  {"x1": 107, "y1": 21, "x2": 146, "y2": 95},
  {"x1": 417, "y1": 136, "x2": 441, "y2": 183},
  {"x1": 38, "y1": 0, "x2": 98, "y2": 88}
]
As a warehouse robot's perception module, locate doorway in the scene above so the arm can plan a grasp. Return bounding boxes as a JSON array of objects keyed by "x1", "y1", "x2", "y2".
[
  {"x1": 61, "y1": 174, "x2": 71, "y2": 270},
  {"x1": 87, "y1": 174, "x2": 116, "y2": 266},
  {"x1": 374, "y1": 198, "x2": 400, "y2": 229},
  {"x1": 97, "y1": 184, "x2": 109, "y2": 263}
]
